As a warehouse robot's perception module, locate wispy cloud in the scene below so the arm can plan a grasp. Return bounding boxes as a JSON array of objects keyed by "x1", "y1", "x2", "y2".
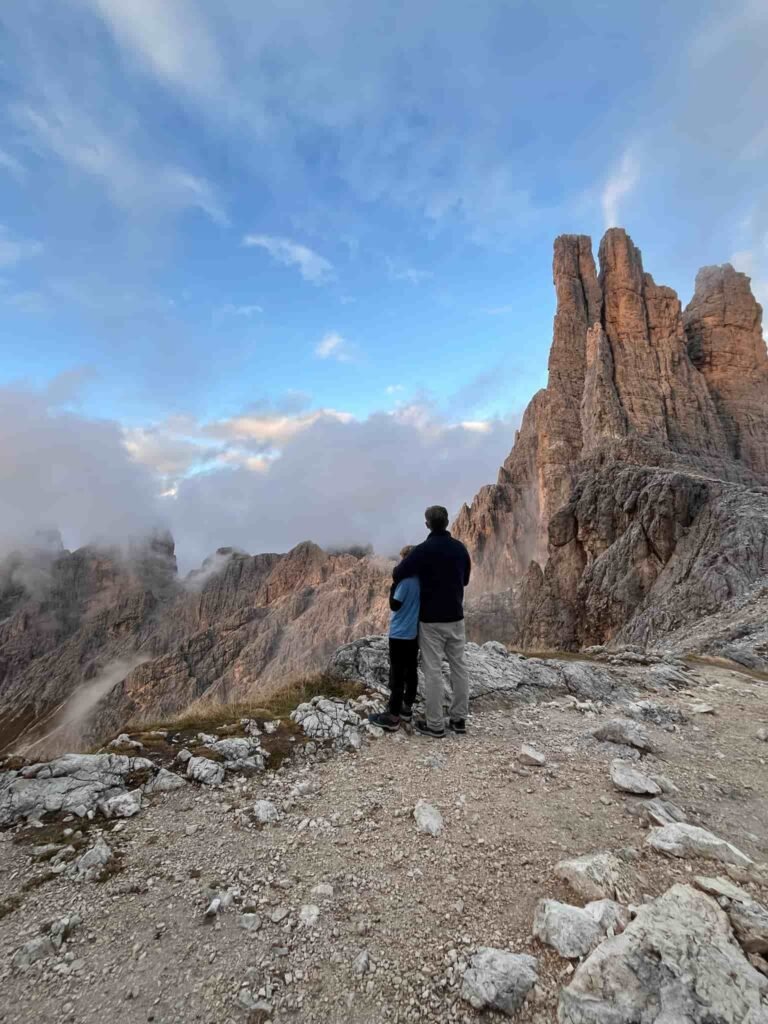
[
  {"x1": 217, "y1": 303, "x2": 263, "y2": 317},
  {"x1": 0, "y1": 226, "x2": 42, "y2": 269},
  {"x1": 385, "y1": 384, "x2": 404, "y2": 395},
  {"x1": 482, "y1": 304, "x2": 515, "y2": 315},
  {"x1": 243, "y1": 234, "x2": 334, "y2": 284},
  {"x1": 13, "y1": 101, "x2": 227, "y2": 225},
  {"x1": 386, "y1": 259, "x2": 434, "y2": 285},
  {"x1": 0, "y1": 149, "x2": 24, "y2": 180},
  {"x1": 601, "y1": 149, "x2": 639, "y2": 229},
  {"x1": 314, "y1": 331, "x2": 353, "y2": 362},
  {"x1": 82, "y1": 0, "x2": 222, "y2": 99}
]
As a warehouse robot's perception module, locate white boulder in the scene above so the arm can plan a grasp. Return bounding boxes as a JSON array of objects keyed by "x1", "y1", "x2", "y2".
[{"x1": 186, "y1": 756, "x2": 225, "y2": 786}]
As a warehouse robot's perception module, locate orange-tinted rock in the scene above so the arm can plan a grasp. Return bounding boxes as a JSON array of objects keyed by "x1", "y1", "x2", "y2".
[{"x1": 455, "y1": 229, "x2": 768, "y2": 650}]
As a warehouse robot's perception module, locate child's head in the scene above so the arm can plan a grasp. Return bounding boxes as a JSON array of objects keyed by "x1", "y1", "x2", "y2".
[{"x1": 400, "y1": 544, "x2": 415, "y2": 559}]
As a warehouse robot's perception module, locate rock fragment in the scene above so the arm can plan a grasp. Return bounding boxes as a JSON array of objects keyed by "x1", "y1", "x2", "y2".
[
  {"x1": 518, "y1": 744, "x2": 546, "y2": 767},
  {"x1": 592, "y1": 718, "x2": 655, "y2": 752},
  {"x1": 461, "y1": 948, "x2": 538, "y2": 1014},
  {"x1": 413, "y1": 799, "x2": 444, "y2": 837},
  {"x1": 646, "y1": 823, "x2": 753, "y2": 867},
  {"x1": 609, "y1": 759, "x2": 661, "y2": 795},
  {"x1": 555, "y1": 851, "x2": 626, "y2": 901},
  {"x1": 98, "y1": 789, "x2": 142, "y2": 818},
  {"x1": 252, "y1": 799, "x2": 280, "y2": 824},
  {"x1": 186, "y1": 757, "x2": 225, "y2": 786},
  {"x1": 533, "y1": 899, "x2": 603, "y2": 958}
]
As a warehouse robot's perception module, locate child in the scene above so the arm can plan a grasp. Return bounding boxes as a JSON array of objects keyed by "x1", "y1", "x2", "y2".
[{"x1": 369, "y1": 545, "x2": 419, "y2": 732}]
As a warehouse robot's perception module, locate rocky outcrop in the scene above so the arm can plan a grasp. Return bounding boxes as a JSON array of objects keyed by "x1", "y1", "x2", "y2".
[
  {"x1": 455, "y1": 228, "x2": 768, "y2": 651},
  {"x1": 558, "y1": 884, "x2": 768, "y2": 1023}
]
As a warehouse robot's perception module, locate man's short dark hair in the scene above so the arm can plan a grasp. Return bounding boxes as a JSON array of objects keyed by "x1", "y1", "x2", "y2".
[{"x1": 425, "y1": 505, "x2": 449, "y2": 530}]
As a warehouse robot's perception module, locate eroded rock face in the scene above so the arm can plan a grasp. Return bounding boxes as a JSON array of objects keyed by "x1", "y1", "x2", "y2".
[
  {"x1": 0, "y1": 540, "x2": 390, "y2": 754},
  {"x1": 455, "y1": 229, "x2": 768, "y2": 651}
]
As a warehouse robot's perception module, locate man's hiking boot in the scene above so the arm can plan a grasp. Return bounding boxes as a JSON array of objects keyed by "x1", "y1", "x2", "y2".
[
  {"x1": 448, "y1": 718, "x2": 467, "y2": 735},
  {"x1": 414, "y1": 719, "x2": 446, "y2": 739},
  {"x1": 368, "y1": 712, "x2": 400, "y2": 732},
  {"x1": 400, "y1": 704, "x2": 414, "y2": 723}
]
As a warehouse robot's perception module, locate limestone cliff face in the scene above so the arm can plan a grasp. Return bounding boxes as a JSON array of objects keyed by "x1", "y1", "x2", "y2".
[
  {"x1": 456, "y1": 229, "x2": 768, "y2": 649},
  {"x1": 0, "y1": 539, "x2": 390, "y2": 752}
]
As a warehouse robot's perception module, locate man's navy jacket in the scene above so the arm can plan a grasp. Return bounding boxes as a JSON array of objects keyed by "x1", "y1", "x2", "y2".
[{"x1": 392, "y1": 529, "x2": 471, "y2": 623}]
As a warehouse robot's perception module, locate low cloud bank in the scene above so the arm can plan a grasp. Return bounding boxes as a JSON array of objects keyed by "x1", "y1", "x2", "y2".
[{"x1": 0, "y1": 379, "x2": 516, "y2": 574}]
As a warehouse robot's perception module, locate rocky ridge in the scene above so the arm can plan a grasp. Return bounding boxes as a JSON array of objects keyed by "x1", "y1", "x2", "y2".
[
  {"x1": 0, "y1": 539, "x2": 390, "y2": 755},
  {"x1": 454, "y1": 228, "x2": 768, "y2": 653}
]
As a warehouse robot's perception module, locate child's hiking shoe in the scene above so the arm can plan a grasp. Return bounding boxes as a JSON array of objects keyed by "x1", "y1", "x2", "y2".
[
  {"x1": 368, "y1": 712, "x2": 400, "y2": 732},
  {"x1": 414, "y1": 719, "x2": 446, "y2": 739},
  {"x1": 448, "y1": 718, "x2": 467, "y2": 735}
]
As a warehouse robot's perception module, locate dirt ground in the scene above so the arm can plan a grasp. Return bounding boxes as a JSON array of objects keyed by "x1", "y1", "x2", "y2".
[{"x1": 1, "y1": 661, "x2": 767, "y2": 1024}]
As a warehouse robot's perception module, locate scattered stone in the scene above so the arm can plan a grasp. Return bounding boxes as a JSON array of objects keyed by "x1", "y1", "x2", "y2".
[
  {"x1": 12, "y1": 935, "x2": 54, "y2": 971},
  {"x1": 643, "y1": 798, "x2": 687, "y2": 826},
  {"x1": 175, "y1": 748, "x2": 193, "y2": 764},
  {"x1": 532, "y1": 899, "x2": 603, "y2": 958},
  {"x1": 108, "y1": 734, "x2": 143, "y2": 750},
  {"x1": 518, "y1": 744, "x2": 546, "y2": 767},
  {"x1": 413, "y1": 799, "x2": 444, "y2": 837},
  {"x1": 757, "y1": 728, "x2": 768, "y2": 742},
  {"x1": 271, "y1": 907, "x2": 289, "y2": 924},
  {"x1": 352, "y1": 951, "x2": 370, "y2": 976},
  {"x1": 555, "y1": 851, "x2": 627, "y2": 901},
  {"x1": 311, "y1": 883, "x2": 334, "y2": 899},
  {"x1": 592, "y1": 718, "x2": 656, "y2": 752},
  {"x1": 238, "y1": 914, "x2": 262, "y2": 933},
  {"x1": 186, "y1": 757, "x2": 225, "y2": 786},
  {"x1": 461, "y1": 948, "x2": 538, "y2": 1014},
  {"x1": 291, "y1": 698, "x2": 363, "y2": 750},
  {"x1": 98, "y1": 789, "x2": 142, "y2": 818},
  {"x1": 252, "y1": 799, "x2": 280, "y2": 824},
  {"x1": 69, "y1": 837, "x2": 112, "y2": 881},
  {"x1": 609, "y1": 759, "x2": 662, "y2": 796},
  {"x1": 558, "y1": 884, "x2": 768, "y2": 1023},
  {"x1": 143, "y1": 768, "x2": 186, "y2": 794},
  {"x1": 299, "y1": 904, "x2": 319, "y2": 927},
  {"x1": 690, "y1": 703, "x2": 716, "y2": 714},
  {"x1": 646, "y1": 823, "x2": 753, "y2": 867}
]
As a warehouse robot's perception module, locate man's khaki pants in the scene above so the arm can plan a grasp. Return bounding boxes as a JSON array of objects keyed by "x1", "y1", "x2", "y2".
[{"x1": 418, "y1": 620, "x2": 469, "y2": 731}]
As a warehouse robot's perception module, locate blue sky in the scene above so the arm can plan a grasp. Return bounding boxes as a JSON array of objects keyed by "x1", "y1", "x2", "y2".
[{"x1": 1, "y1": 0, "x2": 766, "y2": 568}]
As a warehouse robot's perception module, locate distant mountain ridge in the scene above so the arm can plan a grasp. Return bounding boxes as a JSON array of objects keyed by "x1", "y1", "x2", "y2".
[{"x1": 2, "y1": 226, "x2": 767, "y2": 752}]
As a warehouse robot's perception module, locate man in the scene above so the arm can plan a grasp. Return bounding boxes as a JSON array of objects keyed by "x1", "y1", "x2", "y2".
[{"x1": 392, "y1": 506, "x2": 471, "y2": 738}]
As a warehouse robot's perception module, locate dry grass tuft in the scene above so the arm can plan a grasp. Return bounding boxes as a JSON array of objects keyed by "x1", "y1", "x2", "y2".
[{"x1": 125, "y1": 671, "x2": 363, "y2": 735}]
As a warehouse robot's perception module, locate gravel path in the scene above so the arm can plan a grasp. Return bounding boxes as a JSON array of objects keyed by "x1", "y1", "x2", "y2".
[{"x1": 1, "y1": 663, "x2": 767, "y2": 1024}]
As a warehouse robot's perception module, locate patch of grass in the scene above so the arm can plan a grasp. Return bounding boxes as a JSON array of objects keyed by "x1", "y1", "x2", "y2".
[{"x1": 126, "y1": 671, "x2": 364, "y2": 735}]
